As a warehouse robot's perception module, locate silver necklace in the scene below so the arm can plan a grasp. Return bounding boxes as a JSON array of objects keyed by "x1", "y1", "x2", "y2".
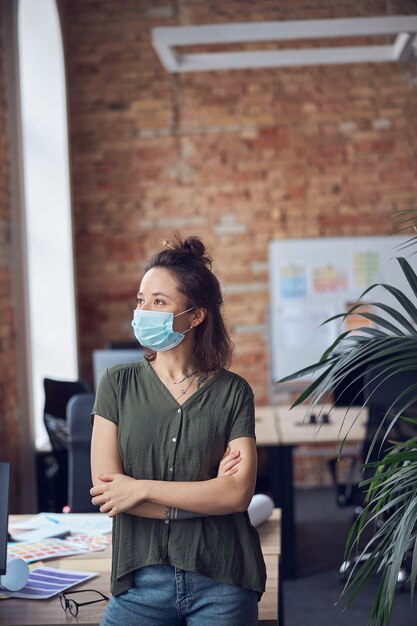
[
  {"x1": 175, "y1": 374, "x2": 197, "y2": 401},
  {"x1": 175, "y1": 372, "x2": 210, "y2": 401},
  {"x1": 172, "y1": 369, "x2": 199, "y2": 385}
]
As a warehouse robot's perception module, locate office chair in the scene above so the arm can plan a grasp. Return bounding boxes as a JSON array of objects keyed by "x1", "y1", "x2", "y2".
[
  {"x1": 328, "y1": 361, "x2": 370, "y2": 519},
  {"x1": 362, "y1": 365, "x2": 417, "y2": 475},
  {"x1": 331, "y1": 364, "x2": 417, "y2": 584},
  {"x1": 43, "y1": 377, "x2": 92, "y2": 511},
  {"x1": 67, "y1": 393, "x2": 96, "y2": 513}
]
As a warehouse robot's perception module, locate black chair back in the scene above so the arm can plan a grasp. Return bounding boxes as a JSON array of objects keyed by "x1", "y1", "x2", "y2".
[
  {"x1": 42, "y1": 377, "x2": 92, "y2": 511},
  {"x1": 43, "y1": 378, "x2": 92, "y2": 452},
  {"x1": 328, "y1": 365, "x2": 417, "y2": 509},
  {"x1": 67, "y1": 393, "x2": 96, "y2": 513},
  {"x1": 362, "y1": 365, "x2": 417, "y2": 470}
]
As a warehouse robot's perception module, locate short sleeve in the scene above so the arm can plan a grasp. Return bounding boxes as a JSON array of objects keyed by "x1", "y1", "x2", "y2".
[
  {"x1": 91, "y1": 368, "x2": 119, "y2": 425},
  {"x1": 227, "y1": 379, "x2": 256, "y2": 443}
]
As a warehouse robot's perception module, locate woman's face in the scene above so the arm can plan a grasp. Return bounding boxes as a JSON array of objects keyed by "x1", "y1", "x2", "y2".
[{"x1": 136, "y1": 267, "x2": 194, "y2": 333}]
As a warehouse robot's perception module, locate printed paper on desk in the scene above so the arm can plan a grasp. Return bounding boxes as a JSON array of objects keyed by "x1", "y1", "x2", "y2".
[
  {"x1": 0, "y1": 566, "x2": 97, "y2": 599},
  {"x1": 10, "y1": 514, "x2": 68, "y2": 530},
  {"x1": 11, "y1": 513, "x2": 112, "y2": 535},
  {"x1": 13, "y1": 526, "x2": 71, "y2": 543},
  {"x1": 7, "y1": 538, "x2": 89, "y2": 563},
  {"x1": 68, "y1": 533, "x2": 111, "y2": 551}
]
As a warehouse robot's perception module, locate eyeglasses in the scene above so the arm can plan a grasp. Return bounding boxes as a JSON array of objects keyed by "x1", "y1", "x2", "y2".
[{"x1": 59, "y1": 589, "x2": 109, "y2": 617}]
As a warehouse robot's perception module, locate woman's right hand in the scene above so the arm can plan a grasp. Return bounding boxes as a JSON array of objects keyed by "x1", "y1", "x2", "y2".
[{"x1": 217, "y1": 446, "x2": 241, "y2": 476}]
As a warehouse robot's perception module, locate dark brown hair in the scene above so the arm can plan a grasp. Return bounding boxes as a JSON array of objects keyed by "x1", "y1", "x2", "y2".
[{"x1": 143, "y1": 234, "x2": 233, "y2": 372}]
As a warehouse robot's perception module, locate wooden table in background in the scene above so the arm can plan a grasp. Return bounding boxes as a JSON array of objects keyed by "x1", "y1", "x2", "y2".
[
  {"x1": 3, "y1": 510, "x2": 281, "y2": 626},
  {"x1": 255, "y1": 404, "x2": 367, "y2": 580}
]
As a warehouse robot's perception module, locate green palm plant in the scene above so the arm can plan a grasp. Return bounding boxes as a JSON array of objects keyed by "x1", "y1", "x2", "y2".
[{"x1": 281, "y1": 209, "x2": 417, "y2": 625}]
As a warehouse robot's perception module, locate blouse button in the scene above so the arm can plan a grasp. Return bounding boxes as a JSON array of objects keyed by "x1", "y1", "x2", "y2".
[{"x1": 172, "y1": 437, "x2": 177, "y2": 443}]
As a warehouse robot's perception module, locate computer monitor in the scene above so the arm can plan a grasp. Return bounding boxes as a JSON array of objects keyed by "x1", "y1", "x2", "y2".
[
  {"x1": 0, "y1": 462, "x2": 10, "y2": 575},
  {"x1": 92, "y1": 348, "x2": 144, "y2": 389}
]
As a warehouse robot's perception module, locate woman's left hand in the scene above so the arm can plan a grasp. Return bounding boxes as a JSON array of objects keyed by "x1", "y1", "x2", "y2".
[
  {"x1": 90, "y1": 473, "x2": 145, "y2": 517},
  {"x1": 217, "y1": 446, "x2": 241, "y2": 476}
]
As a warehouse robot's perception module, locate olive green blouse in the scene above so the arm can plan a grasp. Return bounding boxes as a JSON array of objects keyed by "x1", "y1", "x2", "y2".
[{"x1": 92, "y1": 360, "x2": 266, "y2": 598}]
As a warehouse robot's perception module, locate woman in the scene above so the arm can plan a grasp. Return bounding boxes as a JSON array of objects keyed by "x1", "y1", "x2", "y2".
[{"x1": 90, "y1": 235, "x2": 266, "y2": 625}]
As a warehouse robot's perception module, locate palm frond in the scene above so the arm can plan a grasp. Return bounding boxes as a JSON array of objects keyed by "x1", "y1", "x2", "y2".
[
  {"x1": 281, "y1": 235, "x2": 417, "y2": 625},
  {"x1": 341, "y1": 436, "x2": 417, "y2": 624}
]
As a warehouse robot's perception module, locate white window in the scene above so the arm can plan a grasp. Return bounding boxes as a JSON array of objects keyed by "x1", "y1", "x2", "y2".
[{"x1": 18, "y1": 0, "x2": 78, "y2": 448}]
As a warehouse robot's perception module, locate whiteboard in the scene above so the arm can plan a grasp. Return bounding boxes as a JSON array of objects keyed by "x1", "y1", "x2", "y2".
[{"x1": 268, "y1": 236, "x2": 413, "y2": 382}]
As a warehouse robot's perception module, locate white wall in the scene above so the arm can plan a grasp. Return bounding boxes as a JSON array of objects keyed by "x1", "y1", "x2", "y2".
[{"x1": 18, "y1": 0, "x2": 78, "y2": 448}]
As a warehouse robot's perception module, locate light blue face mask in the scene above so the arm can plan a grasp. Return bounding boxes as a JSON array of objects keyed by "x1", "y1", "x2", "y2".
[{"x1": 131, "y1": 307, "x2": 195, "y2": 352}]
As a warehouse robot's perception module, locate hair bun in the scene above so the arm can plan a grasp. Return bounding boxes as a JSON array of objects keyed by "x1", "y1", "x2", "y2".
[
  {"x1": 183, "y1": 237, "x2": 205, "y2": 258},
  {"x1": 163, "y1": 235, "x2": 212, "y2": 269},
  {"x1": 183, "y1": 237, "x2": 212, "y2": 268}
]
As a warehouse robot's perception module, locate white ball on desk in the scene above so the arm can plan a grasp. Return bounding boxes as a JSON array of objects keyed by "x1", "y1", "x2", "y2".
[
  {"x1": 248, "y1": 494, "x2": 274, "y2": 527},
  {"x1": 0, "y1": 556, "x2": 29, "y2": 592}
]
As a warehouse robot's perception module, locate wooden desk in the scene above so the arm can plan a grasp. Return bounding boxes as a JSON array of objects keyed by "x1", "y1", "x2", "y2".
[
  {"x1": 256, "y1": 404, "x2": 366, "y2": 446},
  {"x1": 255, "y1": 404, "x2": 367, "y2": 580},
  {"x1": 3, "y1": 511, "x2": 281, "y2": 626}
]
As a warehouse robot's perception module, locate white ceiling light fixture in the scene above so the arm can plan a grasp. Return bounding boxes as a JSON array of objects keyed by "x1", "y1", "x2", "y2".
[{"x1": 152, "y1": 16, "x2": 417, "y2": 73}]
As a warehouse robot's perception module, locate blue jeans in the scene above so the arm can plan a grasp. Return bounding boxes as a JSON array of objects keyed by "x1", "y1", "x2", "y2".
[{"x1": 100, "y1": 564, "x2": 258, "y2": 625}]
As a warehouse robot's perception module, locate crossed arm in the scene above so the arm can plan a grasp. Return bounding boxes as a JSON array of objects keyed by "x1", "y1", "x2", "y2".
[{"x1": 90, "y1": 415, "x2": 257, "y2": 519}]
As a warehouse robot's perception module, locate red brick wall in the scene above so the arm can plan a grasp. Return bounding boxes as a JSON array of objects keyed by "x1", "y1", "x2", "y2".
[
  {"x1": 0, "y1": 2, "x2": 20, "y2": 509},
  {"x1": 62, "y1": 0, "x2": 417, "y2": 399},
  {"x1": 61, "y1": 1, "x2": 417, "y2": 484}
]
